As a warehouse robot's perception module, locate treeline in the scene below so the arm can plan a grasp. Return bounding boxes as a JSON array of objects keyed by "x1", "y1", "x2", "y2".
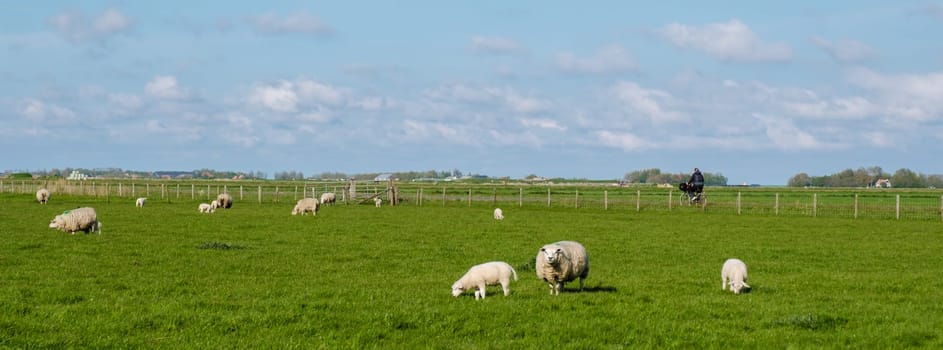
[
  {"x1": 787, "y1": 167, "x2": 943, "y2": 188},
  {"x1": 622, "y1": 168, "x2": 728, "y2": 186},
  {"x1": 6, "y1": 168, "x2": 269, "y2": 180}
]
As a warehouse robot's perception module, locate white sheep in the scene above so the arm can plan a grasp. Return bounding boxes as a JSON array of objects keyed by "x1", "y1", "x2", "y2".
[
  {"x1": 451, "y1": 261, "x2": 518, "y2": 300},
  {"x1": 135, "y1": 197, "x2": 147, "y2": 208},
  {"x1": 536, "y1": 240, "x2": 590, "y2": 295},
  {"x1": 36, "y1": 188, "x2": 50, "y2": 204},
  {"x1": 48, "y1": 207, "x2": 101, "y2": 234},
  {"x1": 210, "y1": 199, "x2": 220, "y2": 210},
  {"x1": 320, "y1": 192, "x2": 336, "y2": 206},
  {"x1": 216, "y1": 193, "x2": 233, "y2": 209},
  {"x1": 292, "y1": 198, "x2": 319, "y2": 216},
  {"x1": 198, "y1": 203, "x2": 215, "y2": 213},
  {"x1": 374, "y1": 197, "x2": 382, "y2": 208},
  {"x1": 721, "y1": 258, "x2": 750, "y2": 294},
  {"x1": 493, "y1": 208, "x2": 504, "y2": 220}
]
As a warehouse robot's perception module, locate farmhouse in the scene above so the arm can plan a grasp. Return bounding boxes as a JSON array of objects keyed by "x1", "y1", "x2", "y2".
[{"x1": 874, "y1": 179, "x2": 891, "y2": 188}]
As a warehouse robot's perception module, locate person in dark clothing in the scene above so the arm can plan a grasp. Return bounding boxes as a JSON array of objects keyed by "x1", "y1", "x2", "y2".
[{"x1": 687, "y1": 168, "x2": 704, "y2": 201}]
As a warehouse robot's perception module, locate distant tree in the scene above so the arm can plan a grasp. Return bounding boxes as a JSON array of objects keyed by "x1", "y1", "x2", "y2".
[
  {"x1": 787, "y1": 173, "x2": 811, "y2": 187},
  {"x1": 891, "y1": 168, "x2": 924, "y2": 188},
  {"x1": 926, "y1": 174, "x2": 943, "y2": 188}
]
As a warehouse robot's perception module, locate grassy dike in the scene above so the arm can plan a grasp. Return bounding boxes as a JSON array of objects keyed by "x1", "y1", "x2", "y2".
[{"x1": 1, "y1": 193, "x2": 941, "y2": 348}]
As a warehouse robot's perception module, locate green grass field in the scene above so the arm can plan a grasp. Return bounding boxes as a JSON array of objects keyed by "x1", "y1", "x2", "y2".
[{"x1": 1, "y1": 193, "x2": 942, "y2": 348}]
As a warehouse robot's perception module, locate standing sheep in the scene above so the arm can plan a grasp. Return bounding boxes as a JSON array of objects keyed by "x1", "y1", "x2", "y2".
[
  {"x1": 319, "y1": 192, "x2": 336, "y2": 206},
  {"x1": 451, "y1": 261, "x2": 518, "y2": 300},
  {"x1": 493, "y1": 208, "x2": 504, "y2": 220},
  {"x1": 536, "y1": 241, "x2": 590, "y2": 295},
  {"x1": 374, "y1": 197, "x2": 382, "y2": 208},
  {"x1": 48, "y1": 207, "x2": 101, "y2": 234},
  {"x1": 292, "y1": 198, "x2": 319, "y2": 216},
  {"x1": 721, "y1": 258, "x2": 750, "y2": 294},
  {"x1": 36, "y1": 188, "x2": 50, "y2": 204},
  {"x1": 216, "y1": 193, "x2": 233, "y2": 209},
  {"x1": 198, "y1": 203, "x2": 215, "y2": 213},
  {"x1": 135, "y1": 197, "x2": 147, "y2": 208}
]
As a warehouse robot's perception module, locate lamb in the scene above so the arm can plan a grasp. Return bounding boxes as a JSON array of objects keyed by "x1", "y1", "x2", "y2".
[
  {"x1": 36, "y1": 188, "x2": 50, "y2": 204},
  {"x1": 48, "y1": 207, "x2": 101, "y2": 234},
  {"x1": 451, "y1": 261, "x2": 518, "y2": 300},
  {"x1": 374, "y1": 197, "x2": 382, "y2": 208},
  {"x1": 216, "y1": 193, "x2": 233, "y2": 209},
  {"x1": 135, "y1": 197, "x2": 147, "y2": 208},
  {"x1": 493, "y1": 208, "x2": 504, "y2": 220},
  {"x1": 536, "y1": 240, "x2": 590, "y2": 295},
  {"x1": 210, "y1": 199, "x2": 220, "y2": 210},
  {"x1": 198, "y1": 203, "x2": 215, "y2": 213},
  {"x1": 721, "y1": 258, "x2": 750, "y2": 294},
  {"x1": 319, "y1": 192, "x2": 336, "y2": 206},
  {"x1": 292, "y1": 197, "x2": 319, "y2": 216}
]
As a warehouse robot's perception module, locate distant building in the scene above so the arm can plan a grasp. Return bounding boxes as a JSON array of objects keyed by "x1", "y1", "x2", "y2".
[
  {"x1": 67, "y1": 170, "x2": 88, "y2": 180},
  {"x1": 374, "y1": 173, "x2": 396, "y2": 182},
  {"x1": 874, "y1": 179, "x2": 892, "y2": 188}
]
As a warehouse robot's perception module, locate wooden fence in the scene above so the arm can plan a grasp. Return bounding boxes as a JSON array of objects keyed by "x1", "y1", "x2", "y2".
[{"x1": 3, "y1": 179, "x2": 942, "y2": 221}]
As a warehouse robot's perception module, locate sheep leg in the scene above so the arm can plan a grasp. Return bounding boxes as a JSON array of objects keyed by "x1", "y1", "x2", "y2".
[
  {"x1": 477, "y1": 284, "x2": 486, "y2": 299},
  {"x1": 721, "y1": 277, "x2": 727, "y2": 290},
  {"x1": 501, "y1": 280, "x2": 510, "y2": 296}
]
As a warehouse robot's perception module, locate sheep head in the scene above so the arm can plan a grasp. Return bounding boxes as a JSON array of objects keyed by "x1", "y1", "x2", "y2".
[
  {"x1": 730, "y1": 281, "x2": 750, "y2": 294},
  {"x1": 48, "y1": 215, "x2": 64, "y2": 229},
  {"x1": 540, "y1": 246, "x2": 565, "y2": 265},
  {"x1": 451, "y1": 282, "x2": 465, "y2": 297}
]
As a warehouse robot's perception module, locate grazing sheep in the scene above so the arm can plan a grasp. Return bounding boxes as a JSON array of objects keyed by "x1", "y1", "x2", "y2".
[
  {"x1": 536, "y1": 241, "x2": 590, "y2": 295},
  {"x1": 292, "y1": 198, "x2": 319, "y2": 216},
  {"x1": 493, "y1": 208, "x2": 504, "y2": 220},
  {"x1": 198, "y1": 203, "x2": 215, "y2": 213},
  {"x1": 319, "y1": 192, "x2": 336, "y2": 206},
  {"x1": 374, "y1": 197, "x2": 382, "y2": 208},
  {"x1": 216, "y1": 193, "x2": 233, "y2": 209},
  {"x1": 36, "y1": 188, "x2": 50, "y2": 204},
  {"x1": 451, "y1": 261, "x2": 518, "y2": 300},
  {"x1": 721, "y1": 258, "x2": 750, "y2": 294},
  {"x1": 48, "y1": 207, "x2": 101, "y2": 234},
  {"x1": 135, "y1": 197, "x2": 147, "y2": 208},
  {"x1": 210, "y1": 199, "x2": 220, "y2": 210}
]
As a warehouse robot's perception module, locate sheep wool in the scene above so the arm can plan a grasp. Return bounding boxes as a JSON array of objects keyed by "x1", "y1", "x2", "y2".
[
  {"x1": 721, "y1": 258, "x2": 750, "y2": 294},
  {"x1": 493, "y1": 208, "x2": 504, "y2": 220},
  {"x1": 49, "y1": 207, "x2": 101, "y2": 234},
  {"x1": 36, "y1": 188, "x2": 50, "y2": 204},
  {"x1": 292, "y1": 198, "x2": 319, "y2": 216},
  {"x1": 198, "y1": 203, "x2": 215, "y2": 213},
  {"x1": 535, "y1": 241, "x2": 590, "y2": 295},
  {"x1": 319, "y1": 192, "x2": 336, "y2": 206},
  {"x1": 216, "y1": 193, "x2": 233, "y2": 209},
  {"x1": 135, "y1": 197, "x2": 147, "y2": 208},
  {"x1": 451, "y1": 261, "x2": 518, "y2": 300}
]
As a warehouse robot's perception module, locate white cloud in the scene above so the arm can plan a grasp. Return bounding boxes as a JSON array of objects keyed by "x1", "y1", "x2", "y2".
[
  {"x1": 248, "y1": 12, "x2": 332, "y2": 36},
  {"x1": 402, "y1": 119, "x2": 478, "y2": 145},
  {"x1": 48, "y1": 8, "x2": 133, "y2": 43},
  {"x1": 595, "y1": 130, "x2": 652, "y2": 151},
  {"x1": 811, "y1": 37, "x2": 875, "y2": 62},
  {"x1": 557, "y1": 44, "x2": 637, "y2": 73},
  {"x1": 296, "y1": 80, "x2": 346, "y2": 105},
  {"x1": 754, "y1": 114, "x2": 831, "y2": 150},
  {"x1": 846, "y1": 68, "x2": 943, "y2": 121},
  {"x1": 521, "y1": 118, "x2": 566, "y2": 131},
  {"x1": 20, "y1": 99, "x2": 76, "y2": 123},
  {"x1": 424, "y1": 84, "x2": 548, "y2": 113},
  {"x1": 471, "y1": 36, "x2": 524, "y2": 55},
  {"x1": 145, "y1": 76, "x2": 192, "y2": 100},
  {"x1": 657, "y1": 20, "x2": 791, "y2": 62},
  {"x1": 610, "y1": 81, "x2": 684, "y2": 123},
  {"x1": 249, "y1": 81, "x2": 298, "y2": 112}
]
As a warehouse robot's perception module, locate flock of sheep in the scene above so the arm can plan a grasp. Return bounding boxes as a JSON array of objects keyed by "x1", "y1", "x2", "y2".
[
  {"x1": 451, "y1": 207, "x2": 750, "y2": 299},
  {"x1": 35, "y1": 187, "x2": 750, "y2": 297}
]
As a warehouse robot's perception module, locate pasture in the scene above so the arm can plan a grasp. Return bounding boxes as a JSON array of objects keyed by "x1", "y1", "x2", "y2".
[{"x1": 1, "y1": 192, "x2": 942, "y2": 348}]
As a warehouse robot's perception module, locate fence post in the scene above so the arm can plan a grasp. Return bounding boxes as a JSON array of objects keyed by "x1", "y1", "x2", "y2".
[
  {"x1": 547, "y1": 187, "x2": 551, "y2": 207},
  {"x1": 468, "y1": 188, "x2": 472, "y2": 207},
  {"x1": 737, "y1": 192, "x2": 741, "y2": 215},
  {"x1": 940, "y1": 195, "x2": 943, "y2": 222},
  {"x1": 176, "y1": 184, "x2": 180, "y2": 199},
  {"x1": 813, "y1": 193, "x2": 817, "y2": 217},
  {"x1": 442, "y1": 186, "x2": 446, "y2": 206},
  {"x1": 161, "y1": 184, "x2": 165, "y2": 200},
  {"x1": 207, "y1": 185, "x2": 211, "y2": 200},
  {"x1": 604, "y1": 190, "x2": 608, "y2": 210},
  {"x1": 258, "y1": 186, "x2": 262, "y2": 204},
  {"x1": 146, "y1": 183, "x2": 150, "y2": 197},
  {"x1": 191, "y1": 184, "x2": 194, "y2": 199},
  {"x1": 854, "y1": 194, "x2": 858, "y2": 219},
  {"x1": 668, "y1": 190, "x2": 673, "y2": 210},
  {"x1": 896, "y1": 194, "x2": 900, "y2": 220},
  {"x1": 132, "y1": 183, "x2": 136, "y2": 197},
  {"x1": 275, "y1": 186, "x2": 279, "y2": 203},
  {"x1": 419, "y1": 188, "x2": 423, "y2": 206},
  {"x1": 775, "y1": 193, "x2": 779, "y2": 215},
  {"x1": 519, "y1": 187, "x2": 523, "y2": 208},
  {"x1": 636, "y1": 190, "x2": 640, "y2": 212},
  {"x1": 575, "y1": 189, "x2": 579, "y2": 209},
  {"x1": 240, "y1": 186, "x2": 244, "y2": 200}
]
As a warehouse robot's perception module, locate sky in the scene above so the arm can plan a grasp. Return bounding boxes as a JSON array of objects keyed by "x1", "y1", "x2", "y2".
[{"x1": 2, "y1": 1, "x2": 943, "y2": 185}]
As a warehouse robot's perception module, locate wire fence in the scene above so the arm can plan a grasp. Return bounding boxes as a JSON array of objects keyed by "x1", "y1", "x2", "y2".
[{"x1": 4, "y1": 179, "x2": 943, "y2": 221}]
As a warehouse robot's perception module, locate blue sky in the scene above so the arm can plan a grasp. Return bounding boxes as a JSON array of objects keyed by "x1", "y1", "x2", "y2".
[{"x1": 3, "y1": 1, "x2": 943, "y2": 184}]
